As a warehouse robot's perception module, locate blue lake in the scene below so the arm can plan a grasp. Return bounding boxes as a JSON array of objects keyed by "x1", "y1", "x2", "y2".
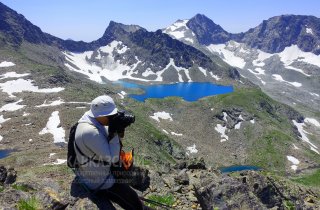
[
  {"x1": 0, "y1": 150, "x2": 12, "y2": 159},
  {"x1": 219, "y1": 165, "x2": 262, "y2": 173},
  {"x1": 114, "y1": 81, "x2": 233, "y2": 102}
]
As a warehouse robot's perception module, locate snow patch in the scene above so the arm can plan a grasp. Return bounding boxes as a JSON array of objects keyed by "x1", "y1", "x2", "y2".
[
  {"x1": 186, "y1": 144, "x2": 198, "y2": 155},
  {"x1": 0, "y1": 72, "x2": 29, "y2": 79},
  {"x1": 215, "y1": 124, "x2": 228, "y2": 142},
  {"x1": 0, "y1": 61, "x2": 15, "y2": 67},
  {"x1": 0, "y1": 115, "x2": 10, "y2": 123},
  {"x1": 250, "y1": 119, "x2": 255, "y2": 124},
  {"x1": 247, "y1": 68, "x2": 265, "y2": 75},
  {"x1": 306, "y1": 27, "x2": 313, "y2": 35},
  {"x1": 209, "y1": 72, "x2": 221, "y2": 81},
  {"x1": 0, "y1": 78, "x2": 64, "y2": 97},
  {"x1": 23, "y1": 112, "x2": 30, "y2": 116},
  {"x1": 150, "y1": 111, "x2": 173, "y2": 122},
  {"x1": 39, "y1": 111, "x2": 66, "y2": 144},
  {"x1": 222, "y1": 112, "x2": 228, "y2": 122},
  {"x1": 198, "y1": 67, "x2": 207, "y2": 77},
  {"x1": 117, "y1": 91, "x2": 127, "y2": 99},
  {"x1": 234, "y1": 122, "x2": 242, "y2": 129},
  {"x1": 305, "y1": 118, "x2": 320, "y2": 127},
  {"x1": 287, "y1": 155, "x2": 300, "y2": 165},
  {"x1": 310, "y1": 92, "x2": 319, "y2": 97},
  {"x1": 49, "y1": 153, "x2": 56, "y2": 158},
  {"x1": 44, "y1": 159, "x2": 67, "y2": 165},
  {"x1": 278, "y1": 45, "x2": 320, "y2": 75},
  {"x1": 287, "y1": 155, "x2": 300, "y2": 171},
  {"x1": 36, "y1": 99, "x2": 65, "y2": 107},
  {"x1": 252, "y1": 50, "x2": 273, "y2": 67},
  {"x1": 0, "y1": 135, "x2": 3, "y2": 142},
  {"x1": 293, "y1": 144, "x2": 300, "y2": 150},
  {"x1": 0, "y1": 99, "x2": 25, "y2": 112},
  {"x1": 171, "y1": 132, "x2": 183, "y2": 136},
  {"x1": 272, "y1": 74, "x2": 302, "y2": 87},
  {"x1": 292, "y1": 120, "x2": 319, "y2": 154},
  {"x1": 162, "y1": 129, "x2": 169, "y2": 134},
  {"x1": 255, "y1": 76, "x2": 266, "y2": 85},
  {"x1": 207, "y1": 44, "x2": 246, "y2": 69}
]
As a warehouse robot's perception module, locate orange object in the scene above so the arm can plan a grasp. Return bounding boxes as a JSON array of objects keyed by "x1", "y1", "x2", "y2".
[{"x1": 120, "y1": 149, "x2": 134, "y2": 170}]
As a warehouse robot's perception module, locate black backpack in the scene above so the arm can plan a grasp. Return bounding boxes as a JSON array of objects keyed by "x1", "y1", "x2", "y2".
[{"x1": 67, "y1": 123, "x2": 79, "y2": 168}]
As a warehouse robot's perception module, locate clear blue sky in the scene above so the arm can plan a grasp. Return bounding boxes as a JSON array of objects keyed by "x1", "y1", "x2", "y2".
[{"x1": 1, "y1": 0, "x2": 320, "y2": 42}]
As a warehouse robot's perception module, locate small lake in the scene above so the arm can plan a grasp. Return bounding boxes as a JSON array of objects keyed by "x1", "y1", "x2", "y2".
[
  {"x1": 114, "y1": 81, "x2": 233, "y2": 102},
  {"x1": 0, "y1": 150, "x2": 12, "y2": 159},
  {"x1": 219, "y1": 165, "x2": 262, "y2": 173}
]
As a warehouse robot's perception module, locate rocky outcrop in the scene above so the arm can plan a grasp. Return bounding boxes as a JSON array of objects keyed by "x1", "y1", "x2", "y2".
[
  {"x1": 241, "y1": 15, "x2": 320, "y2": 55},
  {"x1": 0, "y1": 166, "x2": 17, "y2": 185},
  {"x1": 195, "y1": 171, "x2": 320, "y2": 209},
  {"x1": 0, "y1": 161, "x2": 319, "y2": 210}
]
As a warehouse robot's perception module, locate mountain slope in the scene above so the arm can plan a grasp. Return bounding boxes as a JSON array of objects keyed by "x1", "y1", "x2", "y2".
[
  {"x1": 0, "y1": 3, "x2": 319, "y2": 208},
  {"x1": 163, "y1": 14, "x2": 320, "y2": 113},
  {"x1": 0, "y1": 2, "x2": 240, "y2": 84}
]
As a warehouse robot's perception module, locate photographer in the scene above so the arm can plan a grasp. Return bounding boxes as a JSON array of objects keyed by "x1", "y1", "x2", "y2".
[{"x1": 74, "y1": 95, "x2": 151, "y2": 210}]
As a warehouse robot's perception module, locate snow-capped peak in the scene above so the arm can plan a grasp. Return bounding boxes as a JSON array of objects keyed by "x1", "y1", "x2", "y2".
[{"x1": 163, "y1": 19, "x2": 196, "y2": 44}]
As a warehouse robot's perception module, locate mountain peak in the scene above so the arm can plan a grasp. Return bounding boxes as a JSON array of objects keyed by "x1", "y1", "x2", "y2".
[
  {"x1": 187, "y1": 14, "x2": 231, "y2": 45},
  {"x1": 107, "y1": 21, "x2": 144, "y2": 33}
]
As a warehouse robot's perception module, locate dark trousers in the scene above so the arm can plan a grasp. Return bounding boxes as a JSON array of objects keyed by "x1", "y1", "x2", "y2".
[{"x1": 96, "y1": 183, "x2": 144, "y2": 210}]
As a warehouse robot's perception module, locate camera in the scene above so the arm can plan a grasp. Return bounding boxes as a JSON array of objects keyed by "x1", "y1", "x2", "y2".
[{"x1": 108, "y1": 111, "x2": 135, "y2": 135}]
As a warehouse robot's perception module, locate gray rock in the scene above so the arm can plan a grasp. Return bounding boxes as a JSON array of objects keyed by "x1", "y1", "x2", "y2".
[{"x1": 175, "y1": 169, "x2": 190, "y2": 185}]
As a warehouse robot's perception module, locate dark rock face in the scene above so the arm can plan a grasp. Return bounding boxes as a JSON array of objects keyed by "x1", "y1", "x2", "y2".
[
  {"x1": 0, "y1": 2, "x2": 233, "y2": 81},
  {"x1": 194, "y1": 171, "x2": 320, "y2": 210},
  {"x1": 0, "y1": 166, "x2": 17, "y2": 185},
  {"x1": 241, "y1": 15, "x2": 320, "y2": 54},
  {"x1": 187, "y1": 14, "x2": 233, "y2": 45},
  {"x1": 188, "y1": 13, "x2": 320, "y2": 55}
]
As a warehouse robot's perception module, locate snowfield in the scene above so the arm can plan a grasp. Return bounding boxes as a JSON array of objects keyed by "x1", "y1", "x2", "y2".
[
  {"x1": 64, "y1": 42, "x2": 198, "y2": 83},
  {"x1": 0, "y1": 115, "x2": 10, "y2": 124},
  {"x1": 150, "y1": 111, "x2": 173, "y2": 122},
  {"x1": 215, "y1": 124, "x2": 228, "y2": 142},
  {"x1": 171, "y1": 132, "x2": 183, "y2": 136},
  {"x1": 0, "y1": 72, "x2": 29, "y2": 79},
  {"x1": 36, "y1": 99, "x2": 65, "y2": 107},
  {"x1": 186, "y1": 144, "x2": 198, "y2": 155},
  {"x1": 0, "y1": 61, "x2": 15, "y2": 67},
  {"x1": 304, "y1": 118, "x2": 320, "y2": 127},
  {"x1": 207, "y1": 43, "x2": 246, "y2": 69},
  {"x1": 44, "y1": 159, "x2": 67, "y2": 165},
  {"x1": 292, "y1": 120, "x2": 319, "y2": 154},
  {"x1": 272, "y1": 74, "x2": 302, "y2": 87},
  {"x1": 0, "y1": 78, "x2": 64, "y2": 97},
  {"x1": 163, "y1": 19, "x2": 196, "y2": 44},
  {"x1": 39, "y1": 111, "x2": 66, "y2": 144},
  {"x1": 287, "y1": 155, "x2": 300, "y2": 171},
  {"x1": 0, "y1": 99, "x2": 25, "y2": 112}
]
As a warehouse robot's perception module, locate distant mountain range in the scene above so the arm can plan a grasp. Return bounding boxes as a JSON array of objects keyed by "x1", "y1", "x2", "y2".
[
  {"x1": 163, "y1": 14, "x2": 320, "y2": 112},
  {"x1": 1, "y1": 2, "x2": 319, "y2": 111}
]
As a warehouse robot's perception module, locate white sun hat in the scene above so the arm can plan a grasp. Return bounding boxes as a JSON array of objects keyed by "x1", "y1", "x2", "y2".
[{"x1": 88, "y1": 95, "x2": 118, "y2": 118}]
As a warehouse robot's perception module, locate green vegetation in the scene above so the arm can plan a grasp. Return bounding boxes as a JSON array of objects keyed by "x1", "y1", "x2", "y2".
[
  {"x1": 284, "y1": 200, "x2": 295, "y2": 210},
  {"x1": 0, "y1": 185, "x2": 4, "y2": 192},
  {"x1": 17, "y1": 196, "x2": 42, "y2": 210},
  {"x1": 12, "y1": 184, "x2": 34, "y2": 192},
  {"x1": 250, "y1": 130, "x2": 292, "y2": 175},
  {"x1": 292, "y1": 169, "x2": 320, "y2": 186},
  {"x1": 146, "y1": 194, "x2": 175, "y2": 208}
]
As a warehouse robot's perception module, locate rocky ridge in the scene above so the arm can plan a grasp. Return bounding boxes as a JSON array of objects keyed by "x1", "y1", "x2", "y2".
[{"x1": 0, "y1": 158, "x2": 319, "y2": 209}]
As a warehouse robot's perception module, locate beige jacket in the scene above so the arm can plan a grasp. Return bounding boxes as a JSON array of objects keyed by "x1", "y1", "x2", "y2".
[{"x1": 74, "y1": 122, "x2": 121, "y2": 190}]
